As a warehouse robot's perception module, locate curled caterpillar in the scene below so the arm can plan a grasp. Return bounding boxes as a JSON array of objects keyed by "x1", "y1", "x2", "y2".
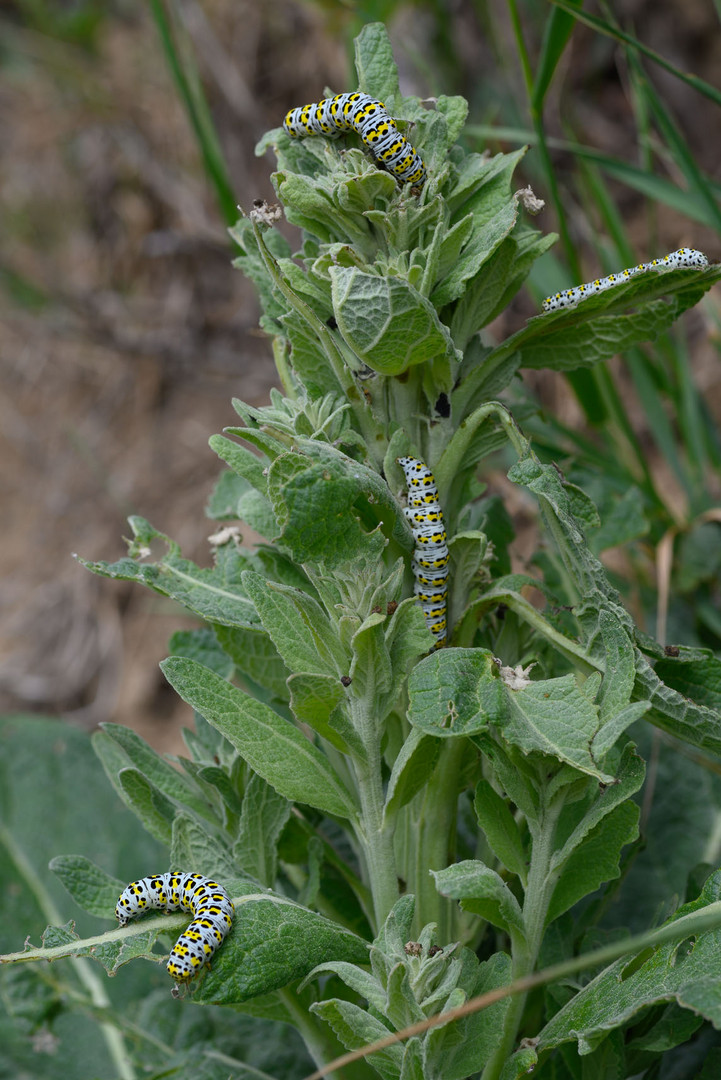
[
  {"x1": 542, "y1": 247, "x2": 709, "y2": 312},
  {"x1": 397, "y1": 457, "x2": 448, "y2": 648},
  {"x1": 283, "y1": 92, "x2": 425, "y2": 186},
  {"x1": 115, "y1": 872, "x2": 234, "y2": 983}
]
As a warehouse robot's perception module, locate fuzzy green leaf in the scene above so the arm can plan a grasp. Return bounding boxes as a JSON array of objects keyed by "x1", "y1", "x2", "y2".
[
  {"x1": 79, "y1": 516, "x2": 259, "y2": 629},
  {"x1": 653, "y1": 651, "x2": 721, "y2": 713},
  {"x1": 634, "y1": 648, "x2": 721, "y2": 756},
  {"x1": 500, "y1": 673, "x2": 615, "y2": 782},
  {"x1": 214, "y1": 624, "x2": 290, "y2": 700},
  {"x1": 546, "y1": 800, "x2": 639, "y2": 925},
  {"x1": 243, "y1": 570, "x2": 345, "y2": 676},
  {"x1": 432, "y1": 860, "x2": 525, "y2": 935},
  {"x1": 117, "y1": 769, "x2": 175, "y2": 845},
  {"x1": 423, "y1": 952, "x2": 514, "y2": 1080},
  {"x1": 310, "y1": 998, "x2": 403, "y2": 1080},
  {"x1": 330, "y1": 266, "x2": 458, "y2": 375},
  {"x1": 49, "y1": 855, "x2": 127, "y2": 919},
  {"x1": 209, "y1": 435, "x2": 268, "y2": 492},
  {"x1": 287, "y1": 672, "x2": 364, "y2": 758},
  {"x1": 235, "y1": 774, "x2": 292, "y2": 887},
  {"x1": 539, "y1": 871, "x2": 721, "y2": 1053},
  {"x1": 473, "y1": 780, "x2": 527, "y2": 882},
  {"x1": 354, "y1": 22, "x2": 400, "y2": 107},
  {"x1": 431, "y1": 197, "x2": 520, "y2": 308},
  {"x1": 549, "y1": 743, "x2": 645, "y2": 877},
  {"x1": 495, "y1": 264, "x2": 721, "y2": 373},
  {"x1": 350, "y1": 612, "x2": 393, "y2": 703},
  {"x1": 407, "y1": 648, "x2": 507, "y2": 736},
  {"x1": 383, "y1": 728, "x2": 442, "y2": 823},
  {"x1": 267, "y1": 445, "x2": 407, "y2": 567},
  {"x1": 98, "y1": 722, "x2": 214, "y2": 820},
  {"x1": 161, "y1": 657, "x2": 358, "y2": 819}
]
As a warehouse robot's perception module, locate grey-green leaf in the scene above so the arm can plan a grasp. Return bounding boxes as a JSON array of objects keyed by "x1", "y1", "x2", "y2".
[
  {"x1": 546, "y1": 800, "x2": 639, "y2": 925},
  {"x1": 539, "y1": 870, "x2": 721, "y2": 1053},
  {"x1": 407, "y1": 648, "x2": 507, "y2": 736},
  {"x1": 161, "y1": 657, "x2": 358, "y2": 819},
  {"x1": 194, "y1": 891, "x2": 370, "y2": 1005},
  {"x1": 117, "y1": 768, "x2": 175, "y2": 845},
  {"x1": 330, "y1": 266, "x2": 458, "y2": 375},
  {"x1": 500, "y1": 673, "x2": 615, "y2": 782},
  {"x1": 243, "y1": 569, "x2": 345, "y2": 676},
  {"x1": 473, "y1": 780, "x2": 527, "y2": 882},
  {"x1": 49, "y1": 855, "x2": 126, "y2": 919},
  {"x1": 310, "y1": 998, "x2": 403, "y2": 1080},
  {"x1": 432, "y1": 860, "x2": 525, "y2": 935},
  {"x1": 354, "y1": 23, "x2": 400, "y2": 105},
  {"x1": 384, "y1": 728, "x2": 442, "y2": 823}
]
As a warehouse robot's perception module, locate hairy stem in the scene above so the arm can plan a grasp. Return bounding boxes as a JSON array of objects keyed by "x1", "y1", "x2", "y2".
[{"x1": 481, "y1": 792, "x2": 564, "y2": 1080}]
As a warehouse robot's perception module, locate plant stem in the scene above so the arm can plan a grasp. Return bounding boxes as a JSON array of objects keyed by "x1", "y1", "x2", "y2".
[
  {"x1": 481, "y1": 792, "x2": 564, "y2": 1080},
  {"x1": 409, "y1": 739, "x2": 466, "y2": 941},
  {"x1": 351, "y1": 724, "x2": 400, "y2": 930},
  {"x1": 279, "y1": 987, "x2": 354, "y2": 1080}
]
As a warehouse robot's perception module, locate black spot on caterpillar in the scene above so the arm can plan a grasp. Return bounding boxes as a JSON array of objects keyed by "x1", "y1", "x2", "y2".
[
  {"x1": 115, "y1": 872, "x2": 234, "y2": 983},
  {"x1": 397, "y1": 456, "x2": 448, "y2": 647},
  {"x1": 283, "y1": 92, "x2": 425, "y2": 186},
  {"x1": 542, "y1": 248, "x2": 708, "y2": 311}
]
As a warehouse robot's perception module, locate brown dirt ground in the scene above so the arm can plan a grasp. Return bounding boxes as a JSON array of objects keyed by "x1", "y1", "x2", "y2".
[{"x1": 1, "y1": 0, "x2": 719, "y2": 755}]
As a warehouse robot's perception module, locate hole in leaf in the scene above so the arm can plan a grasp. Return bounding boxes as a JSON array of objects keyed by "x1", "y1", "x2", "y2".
[
  {"x1": 620, "y1": 947, "x2": 654, "y2": 980},
  {"x1": 671, "y1": 936, "x2": 696, "y2": 966}
]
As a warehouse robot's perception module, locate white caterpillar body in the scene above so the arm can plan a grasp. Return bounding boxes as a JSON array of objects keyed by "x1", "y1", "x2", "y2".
[
  {"x1": 542, "y1": 247, "x2": 708, "y2": 312},
  {"x1": 283, "y1": 92, "x2": 425, "y2": 186},
  {"x1": 397, "y1": 457, "x2": 448, "y2": 648},
  {"x1": 115, "y1": 872, "x2": 234, "y2": 982}
]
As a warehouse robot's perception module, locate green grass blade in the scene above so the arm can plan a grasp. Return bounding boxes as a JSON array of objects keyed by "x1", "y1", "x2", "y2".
[
  {"x1": 625, "y1": 346, "x2": 694, "y2": 506},
  {"x1": 504, "y1": 0, "x2": 582, "y2": 287},
  {"x1": 631, "y1": 63, "x2": 721, "y2": 235},
  {"x1": 148, "y1": 0, "x2": 237, "y2": 227},
  {"x1": 575, "y1": 159, "x2": 634, "y2": 267},
  {"x1": 665, "y1": 331, "x2": 720, "y2": 508},
  {"x1": 531, "y1": 0, "x2": 582, "y2": 111},
  {"x1": 467, "y1": 125, "x2": 721, "y2": 229},
  {"x1": 549, "y1": 0, "x2": 721, "y2": 109}
]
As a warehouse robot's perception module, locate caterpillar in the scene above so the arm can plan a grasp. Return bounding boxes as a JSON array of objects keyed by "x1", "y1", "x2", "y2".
[
  {"x1": 397, "y1": 457, "x2": 448, "y2": 648},
  {"x1": 283, "y1": 92, "x2": 425, "y2": 186},
  {"x1": 115, "y1": 872, "x2": 234, "y2": 983},
  {"x1": 542, "y1": 247, "x2": 708, "y2": 312}
]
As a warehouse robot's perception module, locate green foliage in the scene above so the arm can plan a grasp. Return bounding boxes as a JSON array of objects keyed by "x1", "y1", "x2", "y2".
[
  {"x1": 5, "y1": 20, "x2": 721, "y2": 1080},
  {"x1": 474, "y1": 0, "x2": 721, "y2": 664}
]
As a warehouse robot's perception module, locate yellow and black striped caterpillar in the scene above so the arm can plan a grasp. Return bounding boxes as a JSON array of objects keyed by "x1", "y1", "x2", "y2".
[
  {"x1": 542, "y1": 247, "x2": 708, "y2": 312},
  {"x1": 283, "y1": 92, "x2": 425, "y2": 186},
  {"x1": 397, "y1": 457, "x2": 448, "y2": 648},
  {"x1": 115, "y1": 872, "x2": 234, "y2": 983}
]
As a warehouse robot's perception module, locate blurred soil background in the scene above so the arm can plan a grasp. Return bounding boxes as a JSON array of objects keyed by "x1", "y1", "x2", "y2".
[{"x1": 1, "y1": 0, "x2": 719, "y2": 753}]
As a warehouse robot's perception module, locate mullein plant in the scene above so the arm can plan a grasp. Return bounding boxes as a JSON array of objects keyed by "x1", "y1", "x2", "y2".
[{"x1": 10, "y1": 22, "x2": 721, "y2": 1080}]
